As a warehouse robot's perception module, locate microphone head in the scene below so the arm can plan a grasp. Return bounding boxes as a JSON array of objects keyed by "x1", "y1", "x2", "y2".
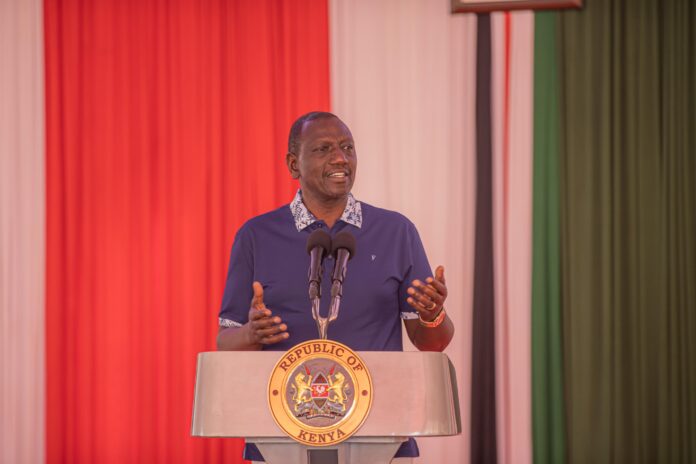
[
  {"x1": 306, "y1": 229, "x2": 332, "y2": 255},
  {"x1": 331, "y1": 231, "x2": 356, "y2": 259}
]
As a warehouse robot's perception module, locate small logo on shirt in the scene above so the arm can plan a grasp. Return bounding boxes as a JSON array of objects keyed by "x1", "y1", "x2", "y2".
[{"x1": 371, "y1": 254, "x2": 376, "y2": 261}]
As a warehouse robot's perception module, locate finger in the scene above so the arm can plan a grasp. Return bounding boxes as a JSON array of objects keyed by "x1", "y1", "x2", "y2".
[
  {"x1": 251, "y1": 281, "x2": 266, "y2": 309},
  {"x1": 425, "y1": 266, "x2": 448, "y2": 296},
  {"x1": 260, "y1": 332, "x2": 290, "y2": 345},
  {"x1": 424, "y1": 277, "x2": 447, "y2": 298},
  {"x1": 412, "y1": 277, "x2": 447, "y2": 302},
  {"x1": 408, "y1": 286, "x2": 438, "y2": 307},
  {"x1": 406, "y1": 296, "x2": 438, "y2": 315},
  {"x1": 406, "y1": 296, "x2": 424, "y2": 311},
  {"x1": 410, "y1": 279, "x2": 436, "y2": 298},
  {"x1": 435, "y1": 265, "x2": 446, "y2": 284},
  {"x1": 255, "y1": 322, "x2": 288, "y2": 338},
  {"x1": 248, "y1": 306, "x2": 272, "y2": 321},
  {"x1": 250, "y1": 315, "x2": 282, "y2": 329},
  {"x1": 414, "y1": 281, "x2": 445, "y2": 303},
  {"x1": 414, "y1": 277, "x2": 444, "y2": 295}
]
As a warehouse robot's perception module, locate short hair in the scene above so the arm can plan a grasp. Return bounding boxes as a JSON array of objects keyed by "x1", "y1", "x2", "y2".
[{"x1": 287, "y1": 111, "x2": 338, "y2": 153}]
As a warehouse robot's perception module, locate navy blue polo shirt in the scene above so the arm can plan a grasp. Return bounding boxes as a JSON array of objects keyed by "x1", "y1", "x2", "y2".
[
  {"x1": 219, "y1": 191, "x2": 432, "y2": 350},
  {"x1": 218, "y1": 191, "x2": 431, "y2": 460}
]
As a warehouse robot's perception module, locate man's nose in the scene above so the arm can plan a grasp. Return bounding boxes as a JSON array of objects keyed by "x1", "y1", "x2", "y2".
[{"x1": 329, "y1": 148, "x2": 348, "y2": 163}]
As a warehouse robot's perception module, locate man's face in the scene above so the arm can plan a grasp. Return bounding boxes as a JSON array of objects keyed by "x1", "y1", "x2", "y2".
[{"x1": 287, "y1": 117, "x2": 357, "y2": 204}]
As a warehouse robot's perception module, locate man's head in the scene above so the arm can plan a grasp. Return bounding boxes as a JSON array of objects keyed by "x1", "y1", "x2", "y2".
[
  {"x1": 286, "y1": 112, "x2": 357, "y2": 206},
  {"x1": 287, "y1": 111, "x2": 338, "y2": 154}
]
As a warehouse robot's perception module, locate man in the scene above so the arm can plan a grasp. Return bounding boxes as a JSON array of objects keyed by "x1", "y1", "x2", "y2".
[{"x1": 217, "y1": 111, "x2": 454, "y2": 461}]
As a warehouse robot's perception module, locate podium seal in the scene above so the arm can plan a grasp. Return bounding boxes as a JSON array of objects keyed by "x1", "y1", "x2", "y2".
[{"x1": 268, "y1": 340, "x2": 373, "y2": 446}]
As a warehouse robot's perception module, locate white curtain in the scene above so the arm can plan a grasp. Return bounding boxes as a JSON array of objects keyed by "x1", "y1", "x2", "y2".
[
  {"x1": 491, "y1": 12, "x2": 534, "y2": 464},
  {"x1": 330, "y1": 1, "x2": 477, "y2": 462},
  {"x1": 0, "y1": 0, "x2": 46, "y2": 462}
]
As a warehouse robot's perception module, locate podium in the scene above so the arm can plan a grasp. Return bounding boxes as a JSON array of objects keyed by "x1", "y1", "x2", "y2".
[{"x1": 191, "y1": 351, "x2": 461, "y2": 464}]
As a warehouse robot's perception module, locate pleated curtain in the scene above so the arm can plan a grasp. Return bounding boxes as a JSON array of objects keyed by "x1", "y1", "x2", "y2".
[
  {"x1": 0, "y1": 0, "x2": 45, "y2": 463},
  {"x1": 42, "y1": 1, "x2": 329, "y2": 462},
  {"x1": 558, "y1": 1, "x2": 696, "y2": 462},
  {"x1": 331, "y1": 3, "x2": 477, "y2": 462}
]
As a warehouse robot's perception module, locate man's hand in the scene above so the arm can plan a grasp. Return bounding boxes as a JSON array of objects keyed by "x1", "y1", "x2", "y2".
[
  {"x1": 217, "y1": 281, "x2": 289, "y2": 351},
  {"x1": 406, "y1": 265, "x2": 448, "y2": 321},
  {"x1": 404, "y1": 265, "x2": 453, "y2": 352},
  {"x1": 246, "y1": 281, "x2": 289, "y2": 346}
]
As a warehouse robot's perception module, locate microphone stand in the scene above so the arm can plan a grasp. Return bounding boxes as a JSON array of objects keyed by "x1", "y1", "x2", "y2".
[
  {"x1": 309, "y1": 230, "x2": 354, "y2": 340},
  {"x1": 328, "y1": 280, "x2": 342, "y2": 324},
  {"x1": 312, "y1": 273, "x2": 343, "y2": 340},
  {"x1": 314, "y1": 279, "x2": 343, "y2": 340},
  {"x1": 311, "y1": 296, "x2": 331, "y2": 340}
]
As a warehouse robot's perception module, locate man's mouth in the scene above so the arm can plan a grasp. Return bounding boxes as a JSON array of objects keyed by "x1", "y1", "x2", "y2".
[{"x1": 327, "y1": 171, "x2": 349, "y2": 178}]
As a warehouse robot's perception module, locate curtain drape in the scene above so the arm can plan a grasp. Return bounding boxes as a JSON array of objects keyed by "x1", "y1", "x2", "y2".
[
  {"x1": 471, "y1": 13, "x2": 497, "y2": 464},
  {"x1": 559, "y1": 0, "x2": 696, "y2": 462},
  {"x1": 491, "y1": 12, "x2": 534, "y2": 464},
  {"x1": 44, "y1": 1, "x2": 330, "y2": 462},
  {"x1": 531, "y1": 11, "x2": 566, "y2": 464},
  {"x1": 0, "y1": 0, "x2": 46, "y2": 463},
  {"x1": 330, "y1": 1, "x2": 477, "y2": 462}
]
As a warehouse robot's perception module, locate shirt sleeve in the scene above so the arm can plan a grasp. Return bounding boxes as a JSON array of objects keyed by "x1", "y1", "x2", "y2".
[
  {"x1": 398, "y1": 220, "x2": 432, "y2": 320},
  {"x1": 218, "y1": 224, "x2": 254, "y2": 328}
]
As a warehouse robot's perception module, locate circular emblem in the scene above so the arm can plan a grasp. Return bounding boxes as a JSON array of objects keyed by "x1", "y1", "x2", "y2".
[{"x1": 268, "y1": 340, "x2": 373, "y2": 446}]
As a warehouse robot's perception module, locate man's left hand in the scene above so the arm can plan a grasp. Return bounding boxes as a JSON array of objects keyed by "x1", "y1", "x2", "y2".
[{"x1": 406, "y1": 265, "x2": 447, "y2": 321}]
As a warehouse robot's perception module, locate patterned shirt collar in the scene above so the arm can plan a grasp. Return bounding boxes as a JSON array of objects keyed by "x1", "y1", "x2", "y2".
[{"x1": 289, "y1": 190, "x2": 363, "y2": 231}]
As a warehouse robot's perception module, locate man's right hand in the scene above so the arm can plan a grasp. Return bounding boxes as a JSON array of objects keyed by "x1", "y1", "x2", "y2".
[
  {"x1": 246, "y1": 281, "x2": 289, "y2": 346},
  {"x1": 217, "y1": 281, "x2": 289, "y2": 351}
]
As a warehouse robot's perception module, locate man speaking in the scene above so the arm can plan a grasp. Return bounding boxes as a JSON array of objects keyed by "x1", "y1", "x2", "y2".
[{"x1": 216, "y1": 111, "x2": 454, "y2": 461}]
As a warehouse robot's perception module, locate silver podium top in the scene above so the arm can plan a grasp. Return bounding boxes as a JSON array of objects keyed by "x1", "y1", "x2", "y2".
[{"x1": 191, "y1": 350, "x2": 461, "y2": 439}]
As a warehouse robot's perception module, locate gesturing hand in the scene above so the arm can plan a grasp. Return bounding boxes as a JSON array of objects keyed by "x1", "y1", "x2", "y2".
[
  {"x1": 247, "y1": 281, "x2": 289, "y2": 345},
  {"x1": 406, "y1": 265, "x2": 448, "y2": 322}
]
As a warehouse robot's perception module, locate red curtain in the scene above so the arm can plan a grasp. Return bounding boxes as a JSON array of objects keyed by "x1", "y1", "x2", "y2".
[{"x1": 44, "y1": 1, "x2": 330, "y2": 462}]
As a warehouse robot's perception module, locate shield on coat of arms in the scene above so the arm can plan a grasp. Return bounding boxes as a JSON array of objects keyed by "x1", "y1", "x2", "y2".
[{"x1": 311, "y1": 372, "x2": 329, "y2": 408}]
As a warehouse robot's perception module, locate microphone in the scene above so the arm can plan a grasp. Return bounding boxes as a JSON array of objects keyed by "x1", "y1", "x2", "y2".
[
  {"x1": 306, "y1": 229, "x2": 332, "y2": 299},
  {"x1": 330, "y1": 231, "x2": 356, "y2": 298}
]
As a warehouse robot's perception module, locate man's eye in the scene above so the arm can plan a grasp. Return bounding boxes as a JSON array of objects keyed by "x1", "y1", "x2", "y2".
[
  {"x1": 342, "y1": 144, "x2": 354, "y2": 151},
  {"x1": 313, "y1": 145, "x2": 330, "y2": 152}
]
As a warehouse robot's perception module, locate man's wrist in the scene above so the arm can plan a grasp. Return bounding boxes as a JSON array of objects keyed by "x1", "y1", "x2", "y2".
[
  {"x1": 419, "y1": 306, "x2": 446, "y2": 328},
  {"x1": 243, "y1": 323, "x2": 260, "y2": 348}
]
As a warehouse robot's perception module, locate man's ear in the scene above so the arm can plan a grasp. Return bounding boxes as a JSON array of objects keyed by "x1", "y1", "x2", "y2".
[{"x1": 286, "y1": 152, "x2": 300, "y2": 179}]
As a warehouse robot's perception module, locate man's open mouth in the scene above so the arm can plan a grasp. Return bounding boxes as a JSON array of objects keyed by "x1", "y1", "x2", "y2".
[{"x1": 327, "y1": 171, "x2": 349, "y2": 178}]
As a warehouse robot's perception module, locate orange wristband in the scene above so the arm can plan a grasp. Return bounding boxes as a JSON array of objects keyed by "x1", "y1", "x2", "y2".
[{"x1": 418, "y1": 307, "x2": 446, "y2": 328}]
